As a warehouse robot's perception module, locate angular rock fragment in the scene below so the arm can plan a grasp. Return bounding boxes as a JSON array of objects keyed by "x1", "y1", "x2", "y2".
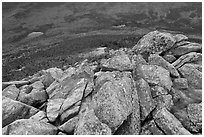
[
  {"x1": 172, "y1": 52, "x2": 202, "y2": 69},
  {"x1": 140, "y1": 120, "x2": 164, "y2": 135},
  {"x1": 148, "y1": 54, "x2": 180, "y2": 77},
  {"x1": 46, "y1": 98, "x2": 65, "y2": 122},
  {"x1": 30, "y1": 80, "x2": 44, "y2": 90},
  {"x1": 132, "y1": 30, "x2": 176, "y2": 59},
  {"x1": 18, "y1": 88, "x2": 48, "y2": 107},
  {"x1": 153, "y1": 108, "x2": 191, "y2": 135},
  {"x1": 136, "y1": 78, "x2": 155, "y2": 121},
  {"x1": 60, "y1": 106, "x2": 80, "y2": 124},
  {"x1": 134, "y1": 65, "x2": 172, "y2": 91},
  {"x1": 74, "y1": 109, "x2": 112, "y2": 135},
  {"x1": 178, "y1": 63, "x2": 202, "y2": 89},
  {"x1": 59, "y1": 116, "x2": 79, "y2": 134},
  {"x1": 2, "y1": 96, "x2": 39, "y2": 127},
  {"x1": 30, "y1": 111, "x2": 49, "y2": 123},
  {"x1": 2, "y1": 84, "x2": 20, "y2": 100},
  {"x1": 167, "y1": 42, "x2": 201, "y2": 56},
  {"x1": 101, "y1": 51, "x2": 132, "y2": 71},
  {"x1": 3, "y1": 119, "x2": 58, "y2": 135}
]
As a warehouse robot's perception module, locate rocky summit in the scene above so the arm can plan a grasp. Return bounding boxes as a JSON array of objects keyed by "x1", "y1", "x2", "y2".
[{"x1": 2, "y1": 30, "x2": 202, "y2": 135}]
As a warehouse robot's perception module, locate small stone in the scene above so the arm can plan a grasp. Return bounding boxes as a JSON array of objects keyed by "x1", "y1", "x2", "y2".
[
  {"x1": 141, "y1": 120, "x2": 164, "y2": 135},
  {"x1": 163, "y1": 54, "x2": 176, "y2": 63},
  {"x1": 30, "y1": 111, "x2": 49, "y2": 123}
]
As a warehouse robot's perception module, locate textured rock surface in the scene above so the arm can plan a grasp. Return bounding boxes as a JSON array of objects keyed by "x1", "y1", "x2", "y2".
[
  {"x1": 153, "y1": 108, "x2": 191, "y2": 135},
  {"x1": 101, "y1": 51, "x2": 132, "y2": 71},
  {"x1": 1, "y1": 30, "x2": 202, "y2": 135},
  {"x1": 3, "y1": 119, "x2": 58, "y2": 135},
  {"x1": 178, "y1": 63, "x2": 202, "y2": 89},
  {"x1": 74, "y1": 109, "x2": 112, "y2": 135},
  {"x1": 132, "y1": 31, "x2": 176, "y2": 59},
  {"x1": 135, "y1": 65, "x2": 172, "y2": 91},
  {"x1": 93, "y1": 71, "x2": 133, "y2": 132},
  {"x1": 2, "y1": 96, "x2": 39, "y2": 127},
  {"x1": 148, "y1": 54, "x2": 180, "y2": 77},
  {"x1": 136, "y1": 78, "x2": 155, "y2": 121}
]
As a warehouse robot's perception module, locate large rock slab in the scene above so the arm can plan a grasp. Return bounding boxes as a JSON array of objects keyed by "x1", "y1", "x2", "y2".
[
  {"x1": 136, "y1": 78, "x2": 155, "y2": 121},
  {"x1": 178, "y1": 63, "x2": 202, "y2": 89},
  {"x1": 93, "y1": 71, "x2": 133, "y2": 132},
  {"x1": 132, "y1": 30, "x2": 176, "y2": 59},
  {"x1": 148, "y1": 54, "x2": 180, "y2": 77},
  {"x1": 153, "y1": 108, "x2": 191, "y2": 135},
  {"x1": 74, "y1": 109, "x2": 112, "y2": 135},
  {"x1": 134, "y1": 65, "x2": 172, "y2": 91},
  {"x1": 2, "y1": 96, "x2": 39, "y2": 127},
  {"x1": 3, "y1": 119, "x2": 57, "y2": 135}
]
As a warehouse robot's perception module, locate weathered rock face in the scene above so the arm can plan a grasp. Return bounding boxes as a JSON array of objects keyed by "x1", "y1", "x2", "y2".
[
  {"x1": 92, "y1": 71, "x2": 134, "y2": 132},
  {"x1": 2, "y1": 96, "x2": 39, "y2": 127},
  {"x1": 178, "y1": 63, "x2": 202, "y2": 89},
  {"x1": 148, "y1": 54, "x2": 180, "y2": 77},
  {"x1": 1, "y1": 31, "x2": 202, "y2": 135},
  {"x1": 3, "y1": 119, "x2": 58, "y2": 135},
  {"x1": 153, "y1": 108, "x2": 191, "y2": 135},
  {"x1": 136, "y1": 78, "x2": 155, "y2": 121},
  {"x1": 132, "y1": 31, "x2": 176, "y2": 59},
  {"x1": 134, "y1": 65, "x2": 172, "y2": 91},
  {"x1": 74, "y1": 109, "x2": 112, "y2": 135},
  {"x1": 2, "y1": 84, "x2": 20, "y2": 100}
]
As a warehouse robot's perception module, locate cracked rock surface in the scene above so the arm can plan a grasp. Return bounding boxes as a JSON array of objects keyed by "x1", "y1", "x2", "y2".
[{"x1": 2, "y1": 31, "x2": 202, "y2": 135}]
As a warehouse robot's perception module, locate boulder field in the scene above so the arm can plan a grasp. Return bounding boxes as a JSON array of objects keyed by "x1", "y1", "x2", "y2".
[{"x1": 2, "y1": 31, "x2": 202, "y2": 135}]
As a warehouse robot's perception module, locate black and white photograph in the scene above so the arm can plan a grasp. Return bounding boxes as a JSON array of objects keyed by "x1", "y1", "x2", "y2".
[{"x1": 1, "y1": 0, "x2": 202, "y2": 135}]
